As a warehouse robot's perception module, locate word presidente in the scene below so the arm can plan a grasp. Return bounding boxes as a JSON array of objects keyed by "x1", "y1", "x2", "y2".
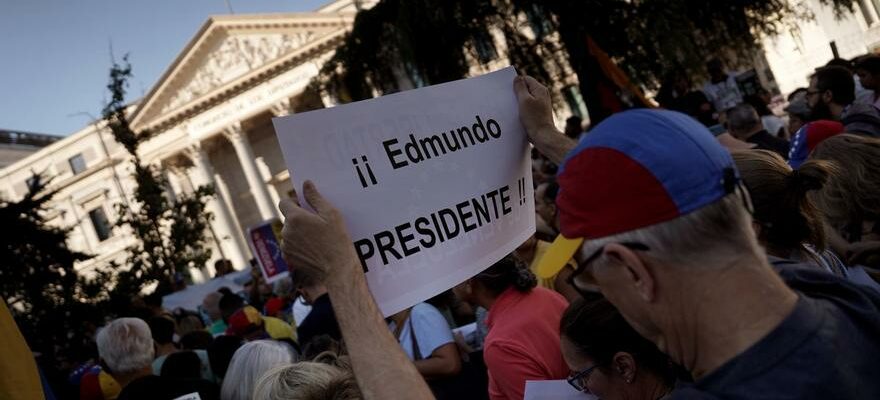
[
  {"x1": 353, "y1": 183, "x2": 513, "y2": 271},
  {"x1": 382, "y1": 115, "x2": 502, "y2": 169}
]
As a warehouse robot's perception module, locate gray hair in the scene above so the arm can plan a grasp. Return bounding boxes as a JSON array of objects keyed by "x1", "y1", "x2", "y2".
[
  {"x1": 96, "y1": 318, "x2": 155, "y2": 375},
  {"x1": 579, "y1": 192, "x2": 762, "y2": 274},
  {"x1": 253, "y1": 362, "x2": 362, "y2": 400},
  {"x1": 273, "y1": 276, "x2": 294, "y2": 298},
  {"x1": 221, "y1": 340, "x2": 298, "y2": 400},
  {"x1": 726, "y1": 103, "x2": 761, "y2": 136}
]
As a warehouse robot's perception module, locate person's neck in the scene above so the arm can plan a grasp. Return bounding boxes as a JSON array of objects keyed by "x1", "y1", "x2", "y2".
[
  {"x1": 113, "y1": 366, "x2": 152, "y2": 388},
  {"x1": 629, "y1": 372, "x2": 671, "y2": 400},
  {"x1": 830, "y1": 103, "x2": 845, "y2": 120},
  {"x1": 764, "y1": 242, "x2": 806, "y2": 261},
  {"x1": 739, "y1": 126, "x2": 764, "y2": 140},
  {"x1": 156, "y1": 343, "x2": 176, "y2": 357},
  {"x1": 661, "y1": 256, "x2": 798, "y2": 380},
  {"x1": 472, "y1": 289, "x2": 498, "y2": 312},
  {"x1": 515, "y1": 240, "x2": 539, "y2": 264},
  {"x1": 306, "y1": 285, "x2": 329, "y2": 303}
]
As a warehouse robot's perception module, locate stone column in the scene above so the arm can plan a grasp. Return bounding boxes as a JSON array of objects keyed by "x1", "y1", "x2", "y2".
[
  {"x1": 224, "y1": 122, "x2": 279, "y2": 220},
  {"x1": 185, "y1": 143, "x2": 250, "y2": 271},
  {"x1": 256, "y1": 157, "x2": 282, "y2": 209}
]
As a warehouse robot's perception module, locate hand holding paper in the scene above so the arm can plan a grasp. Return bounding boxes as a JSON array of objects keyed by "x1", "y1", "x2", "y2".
[
  {"x1": 513, "y1": 75, "x2": 575, "y2": 164},
  {"x1": 278, "y1": 180, "x2": 361, "y2": 288},
  {"x1": 514, "y1": 75, "x2": 556, "y2": 140},
  {"x1": 273, "y1": 67, "x2": 535, "y2": 316}
]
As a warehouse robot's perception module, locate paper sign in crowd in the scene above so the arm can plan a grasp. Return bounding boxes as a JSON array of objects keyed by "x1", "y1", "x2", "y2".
[
  {"x1": 247, "y1": 218, "x2": 290, "y2": 284},
  {"x1": 272, "y1": 67, "x2": 535, "y2": 316}
]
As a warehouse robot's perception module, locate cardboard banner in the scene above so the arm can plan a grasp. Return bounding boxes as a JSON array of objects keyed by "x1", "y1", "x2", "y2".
[
  {"x1": 272, "y1": 67, "x2": 534, "y2": 316},
  {"x1": 247, "y1": 218, "x2": 290, "y2": 284}
]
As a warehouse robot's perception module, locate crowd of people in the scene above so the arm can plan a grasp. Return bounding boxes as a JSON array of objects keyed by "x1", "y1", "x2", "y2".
[{"x1": 10, "y1": 53, "x2": 880, "y2": 400}]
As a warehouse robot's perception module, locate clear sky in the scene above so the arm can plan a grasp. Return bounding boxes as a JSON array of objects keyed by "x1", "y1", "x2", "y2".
[{"x1": 0, "y1": 0, "x2": 329, "y2": 136}]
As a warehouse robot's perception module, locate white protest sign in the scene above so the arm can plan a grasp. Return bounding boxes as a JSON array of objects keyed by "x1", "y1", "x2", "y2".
[
  {"x1": 524, "y1": 380, "x2": 596, "y2": 400},
  {"x1": 272, "y1": 67, "x2": 534, "y2": 316}
]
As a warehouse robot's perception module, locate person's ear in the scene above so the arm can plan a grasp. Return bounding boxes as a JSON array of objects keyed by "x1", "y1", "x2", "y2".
[
  {"x1": 612, "y1": 352, "x2": 637, "y2": 384},
  {"x1": 603, "y1": 243, "x2": 655, "y2": 302},
  {"x1": 822, "y1": 89, "x2": 833, "y2": 105}
]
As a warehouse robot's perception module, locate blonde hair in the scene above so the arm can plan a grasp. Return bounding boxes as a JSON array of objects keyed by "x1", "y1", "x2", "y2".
[
  {"x1": 809, "y1": 134, "x2": 880, "y2": 228},
  {"x1": 253, "y1": 362, "x2": 362, "y2": 400},
  {"x1": 311, "y1": 351, "x2": 353, "y2": 372},
  {"x1": 733, "y1": 150, "x2": 835, "y2": 252}
]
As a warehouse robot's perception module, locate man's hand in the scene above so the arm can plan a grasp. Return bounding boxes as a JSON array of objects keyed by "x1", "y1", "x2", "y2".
[
  {"x1": 513, "y1": 74, "x2": 576, "y2": 165},
  {"x1": 514, "y1": 75, "x2": 556, "y2": 141},
  {"x1": 280, "y1": 181, "x2": 435, "y2": 400},
  {"x1": 278, "y1": 180, "x2": 360, "y2": 288}
]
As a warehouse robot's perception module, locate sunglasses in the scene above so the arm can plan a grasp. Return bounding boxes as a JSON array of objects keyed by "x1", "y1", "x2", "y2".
[{"x1": 567, "y1": 242, "x2": 650, "y2": 297}]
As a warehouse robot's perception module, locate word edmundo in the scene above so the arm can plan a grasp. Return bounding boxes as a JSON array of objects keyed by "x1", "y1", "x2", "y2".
[{"x1": 382, "y1": 115, "x2": 502, "y2": 169}]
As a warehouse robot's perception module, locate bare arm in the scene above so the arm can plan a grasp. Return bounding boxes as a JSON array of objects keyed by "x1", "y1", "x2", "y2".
[
  {"x1": 279, "y1": 181, "x2": 434, "y2": 400},
  {"x1": 513, "y1": 75, "x2": 576, "y2": 164},
  {"x1": 414, "y1": 342, "x2": 462, "y2": 380}
]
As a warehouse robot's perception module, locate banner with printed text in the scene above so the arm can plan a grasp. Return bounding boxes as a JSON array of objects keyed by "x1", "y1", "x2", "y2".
[{"x1": 272, "y1": 67, "x2": 534, "y2": 316}]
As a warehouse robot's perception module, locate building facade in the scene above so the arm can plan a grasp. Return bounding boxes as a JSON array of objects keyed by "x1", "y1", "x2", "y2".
[{"x1": 761, "y1": 0, "x2": 880, "y2": 95}]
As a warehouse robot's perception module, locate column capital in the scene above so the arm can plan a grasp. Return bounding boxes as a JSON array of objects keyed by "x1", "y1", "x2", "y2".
[
  {"x1": 223, "y1": 121, "x2": 244, "y2": 142},
  {"x1": 183, "y1": 142, "x2": 208, "y2": 164},
  {"x1": 270, "y1": 98, "x2": 292, "y2": 117}
]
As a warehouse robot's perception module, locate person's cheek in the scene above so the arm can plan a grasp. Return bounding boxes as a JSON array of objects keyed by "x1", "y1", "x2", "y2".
[{"x1": 586, "y1": 370, "x2": 613, "y2": 399}]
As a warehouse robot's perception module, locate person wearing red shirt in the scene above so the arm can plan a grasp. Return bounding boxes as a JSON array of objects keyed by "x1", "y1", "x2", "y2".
[{"x1": 453, "y1": 254, "x2": 569, "y2": 400}]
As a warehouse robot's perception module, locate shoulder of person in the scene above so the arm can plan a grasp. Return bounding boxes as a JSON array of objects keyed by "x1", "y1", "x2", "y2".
[
  {"x1": 772, "y1": 261, "x2": 880, "y2": 310},
  {"x1": 409, "y1": 303, "x2": 454, "y2": 337},
  {"x1": 410, "y1": 302, "x2": 446, "y2": 322},
  {"x1": 482, "y1": 337, "x2": 535, "y2": 365},
  {"x1": 531, "y1": 286, "x2": 569, "y2": 307}
]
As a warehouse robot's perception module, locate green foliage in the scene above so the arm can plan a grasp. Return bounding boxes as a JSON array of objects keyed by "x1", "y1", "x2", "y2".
[
  {"x1": 317, "y1": 0, "x2": 857, "y2": 122},
  {"x1": 0, "y1": 174, "x2": 106, "y2": 355},
  {"x1": 101, "y1": 56, "x2": 215, "y2": 297}
]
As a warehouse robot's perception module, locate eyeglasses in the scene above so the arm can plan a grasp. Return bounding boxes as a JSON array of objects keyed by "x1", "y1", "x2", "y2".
[
  {"x1": 567, "y1": 242, "x2": 650, "y2": 298},
  {"x1": 567, "y1": 364, "x2": 602, "y2": 393}
]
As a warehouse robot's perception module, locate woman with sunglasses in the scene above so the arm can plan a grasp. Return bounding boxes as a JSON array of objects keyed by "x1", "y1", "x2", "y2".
[{"x1": 560, "y1": 296, "x2": 676, "y2": 400}]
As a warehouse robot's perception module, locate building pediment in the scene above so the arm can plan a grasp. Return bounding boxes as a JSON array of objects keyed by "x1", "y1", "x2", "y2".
[{"x1": 131, "y1": 12, "x2": 353, "y2": 130}]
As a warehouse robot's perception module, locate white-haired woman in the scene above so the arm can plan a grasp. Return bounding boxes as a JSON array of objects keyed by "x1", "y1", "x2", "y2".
[{"x1": 221, "y1": 340, "x2": 298, "y2": 400}]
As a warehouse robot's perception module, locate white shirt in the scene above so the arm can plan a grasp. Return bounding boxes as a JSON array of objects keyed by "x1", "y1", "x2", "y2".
[{"x1": 388, "y1": 302, "x2": 454, "y2": 360}]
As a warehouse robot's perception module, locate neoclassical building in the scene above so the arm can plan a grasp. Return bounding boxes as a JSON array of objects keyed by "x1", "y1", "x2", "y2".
[{"x1": 0, "y1": 0, "x2": 584, "y2": 282}]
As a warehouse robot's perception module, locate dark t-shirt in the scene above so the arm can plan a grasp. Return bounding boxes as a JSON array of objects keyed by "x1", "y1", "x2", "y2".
[
  {"x1": 297, "y1": 293, "x2": 342, "y2": 347},
  {"x1": 117, "y1": 375, "x2": 219, "y2": 400},
  {"x1": 745, "y1": 130, "x2": 790, "y2": 159},
  {"x1": 672, "y1": 263, "x2": 880, "y2": 399}
]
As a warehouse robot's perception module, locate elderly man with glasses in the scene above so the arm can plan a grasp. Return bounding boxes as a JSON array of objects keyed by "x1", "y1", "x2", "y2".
[{"x1": 517, "y1": 75, "x2": 880, "y2": 399}]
